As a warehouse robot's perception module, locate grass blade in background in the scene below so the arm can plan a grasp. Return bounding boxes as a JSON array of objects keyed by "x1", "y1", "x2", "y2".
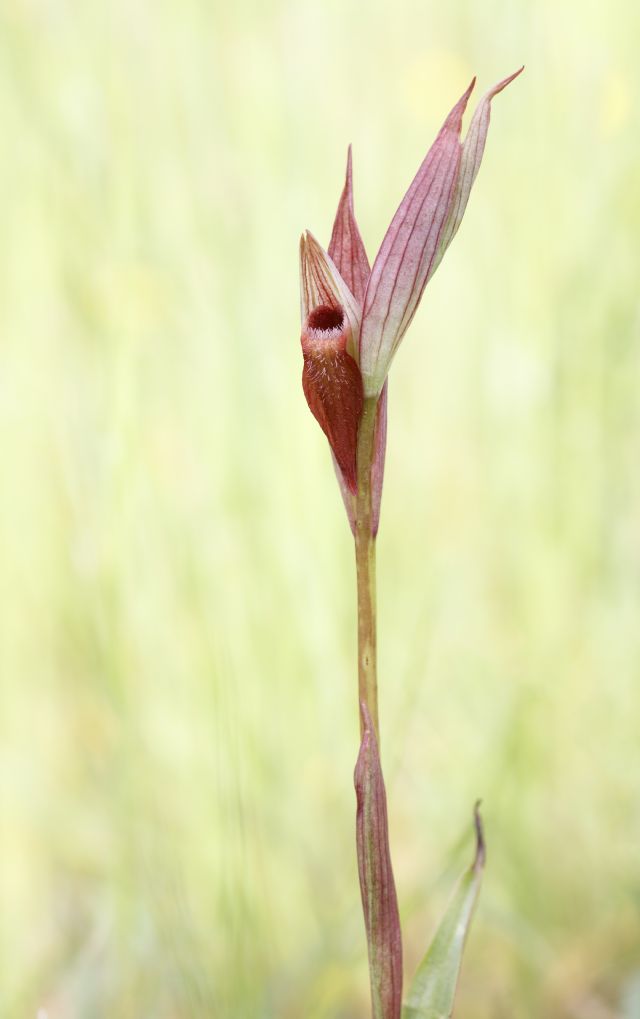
[{"x1": 402, "y1": 805, "x2": 485, "y2": 1019}]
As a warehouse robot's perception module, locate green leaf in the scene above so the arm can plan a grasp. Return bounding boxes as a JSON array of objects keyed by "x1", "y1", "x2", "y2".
[{"x1": 402, "y1": 804, "x2": 485, "y2": 1019}]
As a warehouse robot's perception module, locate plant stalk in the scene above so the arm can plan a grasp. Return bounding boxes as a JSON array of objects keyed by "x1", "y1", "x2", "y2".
[{"x1": 355, "y1": 395, "x2": 379, "y2": 741}]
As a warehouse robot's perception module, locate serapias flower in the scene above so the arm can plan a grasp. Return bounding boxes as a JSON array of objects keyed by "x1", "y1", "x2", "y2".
[
  {"x1": 299, "y1": 69, "x2": 522, "y2": 522},
  {"x1": 300, "y1": 302, "x2": 363, "y2": 493}
]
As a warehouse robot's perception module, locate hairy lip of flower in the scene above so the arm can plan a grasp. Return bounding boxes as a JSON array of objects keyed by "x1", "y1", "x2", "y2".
[
  {"x1": 304, "y1": 304, "x2": 347, "y2": 348},
  {"x1": 301, "y1": 302, "x2": 363, "y2": 494}
]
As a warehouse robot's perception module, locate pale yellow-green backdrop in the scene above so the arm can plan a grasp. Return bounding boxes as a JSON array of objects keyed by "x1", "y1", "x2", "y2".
[{"x1": 1, "y1": 0, "x2": 639, "y2": 1016}]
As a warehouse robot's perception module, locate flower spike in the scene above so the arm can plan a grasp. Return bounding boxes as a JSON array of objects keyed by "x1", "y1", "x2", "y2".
[
  {"x1": 328, "y1": 146, "x2": 371, "y2": 305},
  {"x1": 298, "y1": 71, "x2": 521, "y2": 522}
]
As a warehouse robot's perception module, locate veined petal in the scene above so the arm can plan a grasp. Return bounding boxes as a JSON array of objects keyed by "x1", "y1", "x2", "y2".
[
  {"x1": 301, "y1": 305, "x2": 364, "y2": 493},
  {"x1": 328, "y1": 146, "x2": 371, "y2": 305},
  {"x1": 355, "y1": 703, "x2": 403, "y2": 1019},
  {"x1": 358, "y1": 81, "x2": 475, "y2": 396},
  {"x1": 299, "y1": 231, "x2": 362, "y2": 361},
  {"x1": 431, "y1": 67, "x2": 524, "y2": 276}
]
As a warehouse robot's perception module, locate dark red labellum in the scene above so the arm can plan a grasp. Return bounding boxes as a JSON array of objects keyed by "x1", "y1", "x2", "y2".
[{"x1": 301, "y1": 304, "x2": 364, "y2": 493}]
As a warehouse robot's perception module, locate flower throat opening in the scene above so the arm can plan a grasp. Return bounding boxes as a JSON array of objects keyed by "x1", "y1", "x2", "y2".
[{"x1": 308, "y1": 305, "x2": 344, "y2": 332}]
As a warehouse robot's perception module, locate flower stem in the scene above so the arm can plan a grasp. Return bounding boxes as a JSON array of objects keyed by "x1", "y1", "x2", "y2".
[{"x1": 355, "y1": 396, "x2": 379, "y2": 742}]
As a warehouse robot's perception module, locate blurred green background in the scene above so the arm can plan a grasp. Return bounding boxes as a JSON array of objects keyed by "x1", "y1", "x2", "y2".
[{"x1": 1, "y1": 0, "x2": 639, "y2": 1016}]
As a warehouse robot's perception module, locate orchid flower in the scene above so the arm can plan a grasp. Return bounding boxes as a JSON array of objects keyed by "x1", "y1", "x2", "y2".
[
  {"x1": 298, "y1": 70, "x2": 522, "y2": 1019},
  {"x1": 299, "y1": 68, "x2": 522, "y2": 529}
]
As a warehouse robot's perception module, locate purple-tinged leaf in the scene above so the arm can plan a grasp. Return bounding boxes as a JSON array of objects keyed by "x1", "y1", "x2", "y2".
[
  {"x1": 402, "y1": 804, "x2": 486, "y2": 1019},
  {"x1": 301, "y1": 305, "x2": 364, "y2": 493},
  {"x1": 333, "y1": 381, "x2": 387, "y2": 536},
  {"x1": 355, "y1": 703, "x2": 403, "y2": 1019},
  {"x1": 431, "y1": 67, "x2": 524, "y2": 276},
  {"x1": 328, "y1": 146, "x2": 371, "y2": 305},
  {"x1": 299, "y1": 231, "x2": 361, "y2": 361},
  {"x1": 358, "y1": 81, "x2": 475, "y2": 396}
]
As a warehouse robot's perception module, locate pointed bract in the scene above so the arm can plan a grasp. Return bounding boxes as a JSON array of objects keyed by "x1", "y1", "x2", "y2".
[
  {"x1": 355, "y1": 703, "x2": 403, "y2": 1019},
  {"x1": 358, "y1": 70, "x2": 522, "y2": 396},
  {"x1": 328, "y1": 146, "x2": 371, "y2": 305},
  {"x1": 326, "y1": 147, "x2": 376, "y2": 532},
  {"x1": 301, "y1": 305, "x2": 364, "y2": 493},
  {"x1": 358, "y1": 81, "x2": 474, "y2": 396},
  {"x1": 431, "y1": 67, "x2": 524, "y2": 276}
]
